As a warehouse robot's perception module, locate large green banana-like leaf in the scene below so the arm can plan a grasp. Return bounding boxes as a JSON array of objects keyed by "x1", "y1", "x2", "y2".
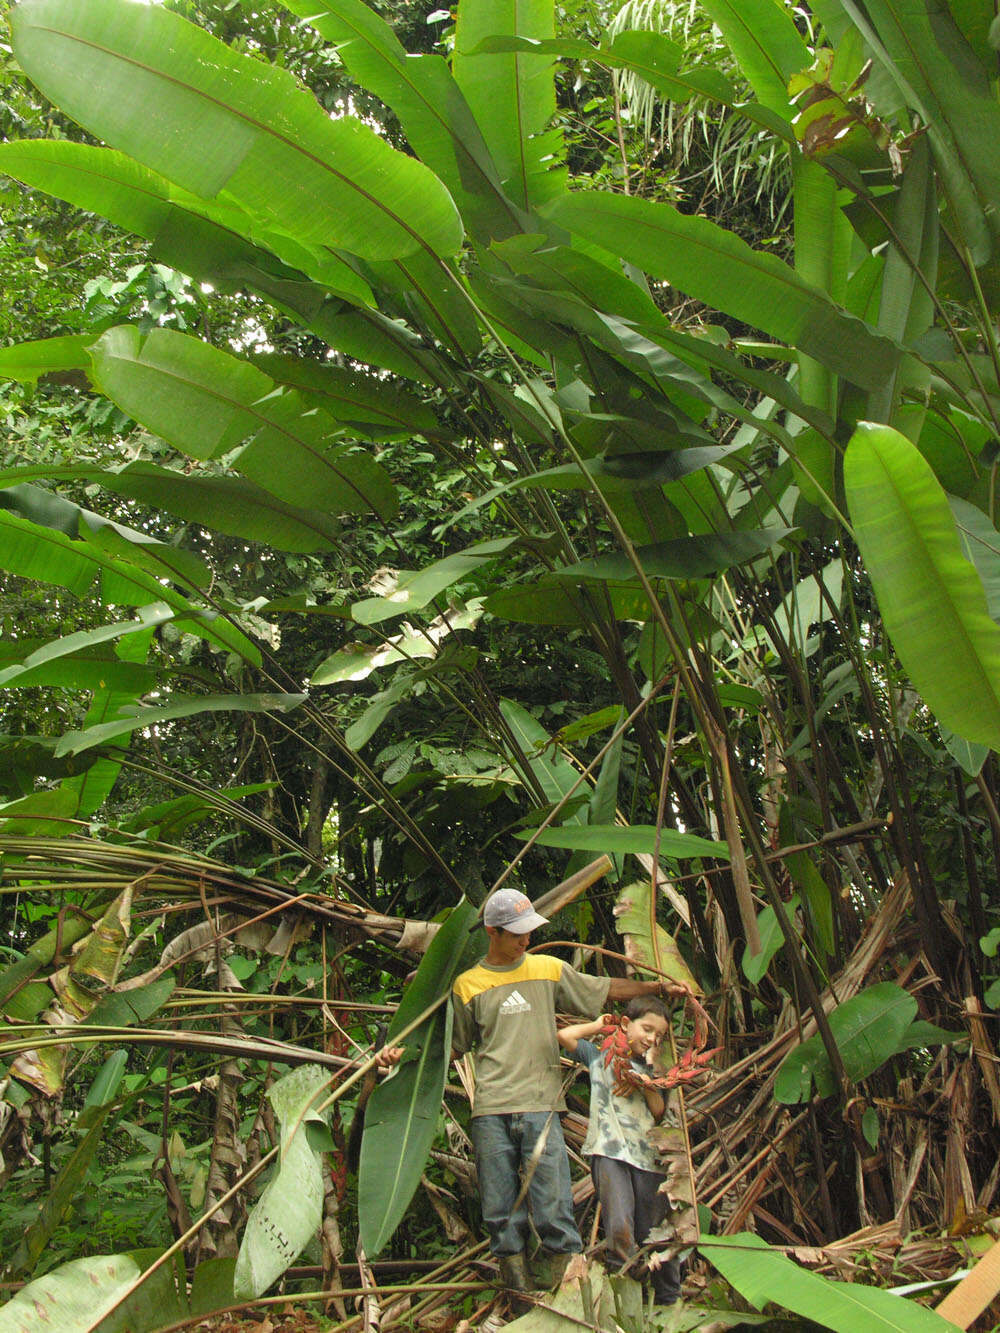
[
  {"x1": 0, "y1": 140, "x2": 375, "y2": 308},
  {"x1": 0, "y1": 1252, "x2": 233, "y2": 1333},
  {"x1": 950, "y1": 496, "x2": 1000, "y2": 619},
  {"x1": 234, "y1": 1064, "x2": 329, "y2": 1299},
  {"x1": 869, "y1": 137, "x2": 938, "y2": 423},
  {"x1": 54, "y1": 693, "x2": 307, "y2": 758},
  {"x1": 280, "y1": 0, "x2": 522, "y2": 240},
  {"x1": 0, "y1": 604, "x2": 172, "y2": 691},
  {"x1": 553, "y1": 528, "x2": 796, "y2": 583},
  {"x1": 547, "y1": 192, "x2": 901, "y2": 391},
  {"x1": 253, "y1": 354, "x2": 438, "y2": 438},
  {"x1": 0, "y1": 333, "x2": 91, "y2": 384},
  {"x1": 87, "y1": 327, "x2": 398, "y2": 519},
  {"x1": 701, "y1": 1232, "x2": 963, "y2": 1332},
  {"x1": 520, "y1": 824, "x2": 729, "y2": 859},
  {"x1": 351, "y1": 536, "x2": 530, "y2": 625},
  {"x1": 473, "y1": 33, "x2": 792, "y2": 142},
  {"x1": 358, "y1": 897, "x2": 477, "y2": 1256},
  {"x1": 500, "y1": 698, "x2": 588, "y2": 820},
  {"x1": 80, "y1": 463, "x2": 344, "y2": 554},
  {"x1": 845, "y1": 422, "x2": 1000, "y2": 749},
  {"x1": 453, "y1": 0, "x2": 565, "y2": 212},
  {"x1": 9, "y1": 0, "x2": 462, "y2": 261},
  {"x1": 0, "y1": 501, "x2": 259, "y2": 661},
  {"x1": 0, "y1": 483, "x2": 210, "y2": 591},
  {"x1": 0, "y1": 1253, "x2": 183, "y2": 1333},
  {"x1": 698, "y1": 0, "x2": 810, "y2": 117},
  {"x1": 486, "y1": 579, "x2": 654, "y2": 625},
  {"x1": 367, "y1": 248, "x2": 482, "y2": 357},
  {"x1": 0, "y1": 508, "x2": 258, "y2": 662},
  {"x1": 838, "y1": 0, "x2": 1000, "y2": 263}
]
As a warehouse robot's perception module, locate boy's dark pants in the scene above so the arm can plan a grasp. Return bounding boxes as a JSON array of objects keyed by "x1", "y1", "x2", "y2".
[{"x1": 591, "y1": 1154, "x2": 681, "y2": 1304}]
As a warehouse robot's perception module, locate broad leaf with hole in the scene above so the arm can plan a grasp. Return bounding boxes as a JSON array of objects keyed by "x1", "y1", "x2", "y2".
[{"x1": 233, "y1": 1063, "x2": 330, "y2": 1298}]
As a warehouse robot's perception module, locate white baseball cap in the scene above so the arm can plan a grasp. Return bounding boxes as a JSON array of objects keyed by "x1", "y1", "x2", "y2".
[{"x1": 483, "y1": 889, "x2": 549, "y2": 933}]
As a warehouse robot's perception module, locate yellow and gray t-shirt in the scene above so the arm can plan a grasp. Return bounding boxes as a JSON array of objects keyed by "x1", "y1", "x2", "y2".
[{"x1": 452, "y1": 954, "x2": 611, "y2": 1118}]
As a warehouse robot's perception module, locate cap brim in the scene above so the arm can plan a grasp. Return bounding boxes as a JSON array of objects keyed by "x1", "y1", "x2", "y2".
[{"x1": 504, "y1": 910, "x2": 549, "y2": 933}]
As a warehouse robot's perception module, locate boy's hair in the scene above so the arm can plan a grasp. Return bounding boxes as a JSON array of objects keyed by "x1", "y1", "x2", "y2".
[{"x1": 624, "y1": 995, "x2": 670, "y2": 1022}]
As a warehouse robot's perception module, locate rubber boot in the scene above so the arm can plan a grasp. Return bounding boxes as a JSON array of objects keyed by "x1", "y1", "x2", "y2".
[
  {"x1": 532, "y1": 1247, "x2": 576, "y2": 1289},
  {"x1": 497, "y1": 1251, "x2": 533, "y2": 1314}
]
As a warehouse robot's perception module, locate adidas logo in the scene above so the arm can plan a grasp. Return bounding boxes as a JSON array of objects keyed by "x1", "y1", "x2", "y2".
[{"x1": 499, "y1": 990, "x2": 530, "y2": 1014}]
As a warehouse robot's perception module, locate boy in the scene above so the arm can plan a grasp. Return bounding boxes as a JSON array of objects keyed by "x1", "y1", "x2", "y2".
[{"x1": 557, "y1": 996, "x2": 682, "y2": 1305}]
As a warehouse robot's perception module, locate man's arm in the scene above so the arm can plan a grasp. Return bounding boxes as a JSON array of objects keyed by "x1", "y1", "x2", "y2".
[
  {"x1": 606, "y1": 977, "x2": 687, "y2": 1002},
  {"x1": 557, "y1": 1015, "x2": 608, "y2": 1054},
  {"x1": 641, "y1": 1083, "x2": 666, "y2": 1123}
]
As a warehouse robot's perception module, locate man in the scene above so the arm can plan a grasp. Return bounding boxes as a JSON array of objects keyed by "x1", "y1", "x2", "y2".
[{"x1": 452, "y1": 887, "x2": 683, "y2": 1303}]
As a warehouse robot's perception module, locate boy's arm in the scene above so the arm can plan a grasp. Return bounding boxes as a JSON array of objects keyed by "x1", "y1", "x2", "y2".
[{"x1": 557, "y1": 1015, "x2": 609, "y2": 1054}]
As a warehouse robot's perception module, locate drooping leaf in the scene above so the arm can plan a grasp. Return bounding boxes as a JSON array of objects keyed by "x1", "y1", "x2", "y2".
[
  {"x1": 521, "y1": 824, "x2": 729, "y2": 859},
  {"x1": 701, "y1": 1232, "x2": 963, "y2": 1332},
  {"x1": 359, "y1": 897, "x2": 477, "y2": 1256},
  {"x1": 0, "y1": 507, "x2": 260, "y2": 663},
  {"x1": 10, "y1": 0, "x2": 463, "y2": 261},
  {"x1": 613, "y1": 879, "x2": 700, "y2": 993},
  {"x1": 546, "y1": 192, "x2": 902, "y2": 391},
  {"x1": 233, "y1": 1064, "x2": 330, "y2": 1298},
  {"x1": 845, "y1": 422, "x2": 1000, "y2": 750},
  {"x1": 0, "y1": 483, "x2": 210, "y2": 592},
  {"x1": 253, "y1": 353, "x2": 438, "y2": 437},
  {"x1": 88, "y1": 463, "x2": 345, "y2": 554},
  {"x1": 0, "y1": 604, "x2": 175, "y2": 691}
]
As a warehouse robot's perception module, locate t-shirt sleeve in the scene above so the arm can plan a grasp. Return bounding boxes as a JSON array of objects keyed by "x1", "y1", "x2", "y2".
[
  {"x1": 555, "y1": 963, "x2": 611, "y2": 1017},
  {"x1": 573, "y1": 1037, "x2": 600, "y2": 1071},
  {"x1": 451, "y1": 991, "x2": 475, "y2": 1055}
]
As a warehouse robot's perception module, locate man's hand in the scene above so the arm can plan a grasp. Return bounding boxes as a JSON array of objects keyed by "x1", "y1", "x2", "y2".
[{"x1": 374, "y1": 1045, "x2": 405, "y2": 1070}]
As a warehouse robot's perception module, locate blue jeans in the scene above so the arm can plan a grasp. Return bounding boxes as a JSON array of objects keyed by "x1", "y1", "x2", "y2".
[{"x1": 470, "y1": 1112, "x2": 582, "y2": 1257}]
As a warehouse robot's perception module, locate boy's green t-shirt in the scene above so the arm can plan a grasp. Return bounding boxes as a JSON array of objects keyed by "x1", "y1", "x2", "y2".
[{"x1": 452, "y1": 953, "x2": 610, "y2": 1117}]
